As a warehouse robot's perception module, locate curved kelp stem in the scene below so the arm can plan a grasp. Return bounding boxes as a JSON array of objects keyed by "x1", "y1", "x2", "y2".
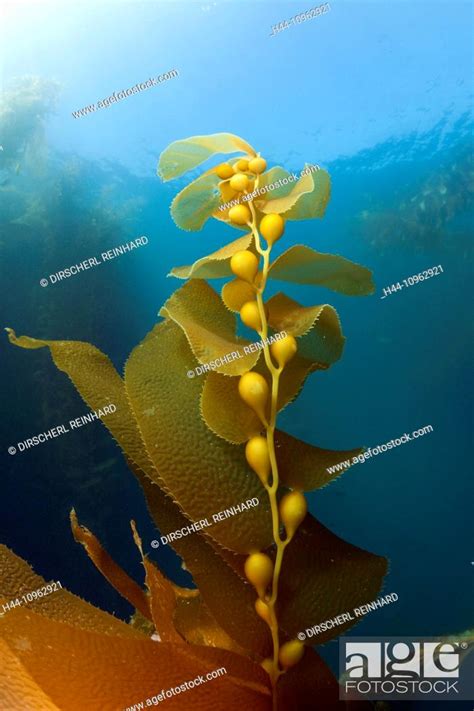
[
  {"x1": 232, "y1": 187, "x2": 307, "y2": 710},
  {"x1": 250, "y1": 205, "x2": 285, "y2": 698}
]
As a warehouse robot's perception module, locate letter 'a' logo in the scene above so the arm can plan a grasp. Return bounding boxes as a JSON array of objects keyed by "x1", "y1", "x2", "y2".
[{"x1": 345, "y1": 643, "x2": 382, "y2": 678}]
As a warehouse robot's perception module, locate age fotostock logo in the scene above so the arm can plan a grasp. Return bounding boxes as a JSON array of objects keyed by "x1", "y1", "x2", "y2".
[{"x1": 339, "y1": 637, "x2": 473, "y2": 701}]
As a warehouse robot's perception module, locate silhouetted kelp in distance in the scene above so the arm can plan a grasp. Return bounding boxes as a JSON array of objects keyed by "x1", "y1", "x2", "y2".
[
  {"x1": 332, "y1": 112, "x2": 474, "y2": 255},
  {"x1": 0, "y1": 76, "x2": 154, "y2": 246},
  {"x1": 0, "y1": 77, "x2": 58, "y2": 231},
  {"x1": 357, "y1": 146, "x2": 473, "y2": 253},
  {"x1": 0, "y1": 75, "x2": 171, "y2": 351},
  {"x1": 0, "y1": 76, "x2": 59, "y2": 171},
  {"x1": 4, "y1": 132, "x2": 389, "y2": 709},
  {"x1": 0, "y1": 77, "x2": 159, "y2": 544}
]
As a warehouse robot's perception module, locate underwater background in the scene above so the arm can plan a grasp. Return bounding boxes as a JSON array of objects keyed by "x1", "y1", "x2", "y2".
[{"x1": 1, "y1": 1, "x2": 472, "y2": 708}]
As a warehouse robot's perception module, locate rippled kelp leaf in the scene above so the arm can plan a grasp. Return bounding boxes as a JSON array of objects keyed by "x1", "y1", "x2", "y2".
[
  {"x1": 0, "y1": 638, "x2": 61, "y2": 711},
  {"x1": 256, "y1": 171, "x2": 314, "y2": 215},
  {"x1": 174, "y1": 594, "x2": 247, "y2": 654},
  {"x1": 170, "y1": 170, "x2": 221, "y2": 231},
  {"x1": 200, "y1": 378, "x2": 361, "y2": 489},
  {"x1": 71, "y1": 509, "x2": 190, "y2": 645},
  {"x1": 200, "y1": 358, "x2": 317, "y2": 444},
  {"x1": 130, "y1": 521, "x2": 190, "y2": 644},
  {"x1": 170, "y1": 233, "x2": 253, "y2": 280},
  {"x1": 199, "y1": 370, "x2": 363, "y2": 482},
  {"x1": 257, "y1": 166, "x2": 295, "y2": 200},
  {"x1": 0, "y1": 545, "x2": 144, "y2": 640},
  {"x1": 125, "y1": 319, "x2": 273, "y2": 554},
  {"x1": 278, "y1": 515, "x2": 388, "y2": 645},
  {"x1": 268, "y1": 246, "x2": 375, "y2": 295},
  {"x1": 201, "y1": 300, "x2": 344, "y2": 444},
  {"x1": 200, "y1": 350, "x2": 318, "y2": 445},
  {"x1": 277, "y1": 647, "x2": 346, "y2": 711},
  {"x1": 134, "y1": 467, "x2": 271, "y2": 657},
  {"x1": 274, "y1": 432, "x2": 363, "y2": 491},
  {"x1": 267, "y1": 293, "x2": 333, "y2": 336},
  {"x1": 267, "y1": 294, "x2": 345, "y2": 365},
  {"x1": 5, "y1": 329, "x2": 271, "y2": 653},
  {"x1": 159, "y1": 280, "x2": 260, "y2": 376},
  {"x1": 158, "y1": 133, "x2": 256, "y2": 181},
  {"x1": 282, "y1": 167, "x2": 331, "y2": 220},
  {"x1": 221, "y1": 278, "x2": 257, "y2": 312},
  {"x1": 201, "y1": 371, "x2": 262, "y2": 443},
  {"x1": 5, "y1": 328, "x2": 155, "y2": 478},
  {"x1": 0, "y1": 604, "x2": 271, "y2": 711},
  {"x1": 219, "y1": 179, "x2": 238, "y2": 205},
  {"x1": 70, "y1": 510, "x2": 152, "y2": 622}
]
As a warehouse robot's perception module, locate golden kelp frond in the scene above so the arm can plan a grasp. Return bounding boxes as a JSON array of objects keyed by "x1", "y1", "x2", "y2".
[
  {"x1": 6, "y1": 327, "x2": 272, "y2": 653},
  {"x1": 130, "y1": 521, "x2": 188, "y2": 644},
  {"x1": 201, "y1": 371, "x2": 262, "y2": 443},
  {"x1": 200, "y1": 304, "x2": 344, "y2": 445},
  {"x1": 5, "y1": 328, "x2": 155, "y2": 477},
  {"x1": 123, "y1": 463, "x2": 272, "y2": 657},
  {"x1": 268, "y1": 245, "x2": 375, "y2": 295},
  {"x1": 174, "y1": 594, "x2": 247, "y2": 654},
  {"x1": 124, "y1": 320, "x2": 273, "y2": 554},
  {"x1": 0, "y1": 543, "x2": 54, "y2": 601},
  {"x1": 170, "y1": 233, "x2": 253, "y2": 280},
  {"x1": 6, "y1": 325, "x2": 269, "y2": 552},
  {"x1": 281, "y1": 168, "x2": 331, "y2": 221},
  {"x1": 253, "y1": 165, "x2": 331, "y2": 223},
  {"x1": 278, "y1": 515, "x2": 388, "y2": 645},
  {"x1": 274, "y1": 432, "x2": 363, "y2": 491},
  {"x1": 71, "y1": 509, "x2": 206, "y2": 646},
  {"x1": 170, "y1": 170, "x2": 221, "y2": 231},
  {"x1": 272, "y1": 353, "x2": 320, "y2": 410},
  {"x1": 256, "y1": 171, "x2": 314, "y2": 215},
  {"x1": 200, "y1": 379, "x2": 362, "y2": 488},
  {"x1": 268, "y1": 295, "x2": 345, "y2": 366},
  {"x1": 0, "y1": 603, "x2": 271, "y2": 711},
  {"x1": 0, "y1": 544, "x2": 144, "y2": 640},
  {"x1": 200, "y1": 358, "x2": 316, "y2": 445},
  {"x1": 159, "y1": 279, "x2": 259, "y2": 376},
  {"x1": 257, "y1": 166, "x2": 297, "y2": 200},
  {"x1": 267, "y1": 293, "x2": 339, "y2": 338},
  {"x1": 158, "y1": 132, "x2": 256, "y2": 181},
  {"x1": 70, "y1": 510, "x2": 152, "y2": 622}
]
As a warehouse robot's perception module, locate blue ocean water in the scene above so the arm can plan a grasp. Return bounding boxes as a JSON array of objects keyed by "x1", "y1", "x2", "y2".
[{"x1": 1, "y1": 1, "x2": 472, "y2": 707}]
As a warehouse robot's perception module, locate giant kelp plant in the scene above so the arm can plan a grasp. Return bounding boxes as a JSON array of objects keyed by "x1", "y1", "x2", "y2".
[{"x1": 3, "y1": 133, "x2": 387, "y2": 710}]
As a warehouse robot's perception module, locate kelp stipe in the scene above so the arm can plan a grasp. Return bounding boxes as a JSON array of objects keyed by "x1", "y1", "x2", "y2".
[{"x1": 4, "y1": 132, "x2": 387, "y2": 710}]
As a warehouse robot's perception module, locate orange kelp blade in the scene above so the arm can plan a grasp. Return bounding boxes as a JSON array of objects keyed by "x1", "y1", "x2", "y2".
[
  {"x1": 0, "y1": 638, "x2": 60, "y2": 711},
  {"x1": 0, "y1": 604, "x2": 271, "y2": 711},
  {"x1": 70, "y1": 509, "x2": 152, "y2": 622}
]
